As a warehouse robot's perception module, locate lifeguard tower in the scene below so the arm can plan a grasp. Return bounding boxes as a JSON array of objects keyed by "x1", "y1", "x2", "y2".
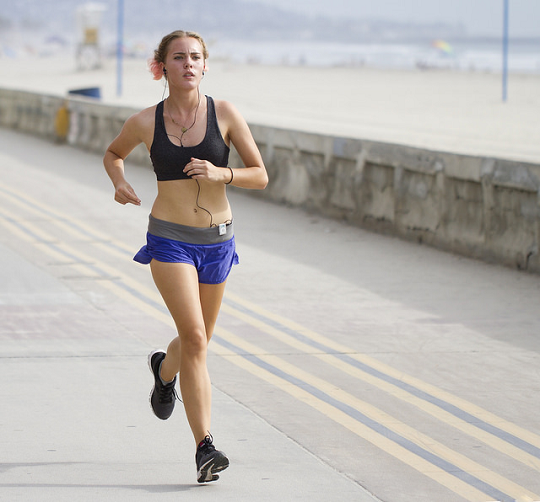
[{"x1": 76, "y1": 3, "x2": 106, "y2": 71}]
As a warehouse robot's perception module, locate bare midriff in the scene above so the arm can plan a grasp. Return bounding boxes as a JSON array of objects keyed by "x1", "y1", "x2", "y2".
[{"x1": 151, "y1": 179, "x2": 232, "y2": 227}]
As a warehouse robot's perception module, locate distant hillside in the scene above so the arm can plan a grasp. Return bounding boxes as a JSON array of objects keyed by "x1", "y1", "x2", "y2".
[{"x1": 0, "y1": 0, "x2": 468, "y2": 46}]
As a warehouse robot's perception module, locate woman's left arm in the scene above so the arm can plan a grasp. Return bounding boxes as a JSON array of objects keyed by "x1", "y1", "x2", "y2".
[{"x1": 219, "y1": 100, "x2": 269, "y2": 190}]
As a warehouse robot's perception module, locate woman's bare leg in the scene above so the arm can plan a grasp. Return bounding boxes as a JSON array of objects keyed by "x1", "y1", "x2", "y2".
[{"x1": 150, "y1": 260, "x2": 226, "y2": 444}]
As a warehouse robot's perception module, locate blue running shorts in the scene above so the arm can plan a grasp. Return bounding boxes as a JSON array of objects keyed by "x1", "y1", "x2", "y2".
[{"x1": 133, "y1": 215, "x2": 239, "y2": 285}]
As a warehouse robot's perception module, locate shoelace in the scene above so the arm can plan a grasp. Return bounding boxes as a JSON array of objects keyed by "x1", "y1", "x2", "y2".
[
  {"x1": 158, "y1": 382, "x2": 182, "y2": 404},
  {"x1": 198, "y1": 434, "x2": 216, "y2": 453}
]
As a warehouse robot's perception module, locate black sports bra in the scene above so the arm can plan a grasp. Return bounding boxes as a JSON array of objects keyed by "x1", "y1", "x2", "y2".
[{"x1": 150, "y1": 96, "x2": 230, "y2": 181}]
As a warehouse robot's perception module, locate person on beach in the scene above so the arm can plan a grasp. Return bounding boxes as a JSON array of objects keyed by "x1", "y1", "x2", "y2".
[{"x1": 103, "y1": 30, "x2": 268, "y2": 483}]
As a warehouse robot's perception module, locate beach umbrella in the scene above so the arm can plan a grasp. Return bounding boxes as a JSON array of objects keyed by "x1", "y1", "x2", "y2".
[{"x1": 431, "y1": 40, "x2": 453, "y2": 56}]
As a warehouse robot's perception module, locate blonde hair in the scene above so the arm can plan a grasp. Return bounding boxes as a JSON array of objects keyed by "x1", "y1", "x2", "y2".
[{"x1": 149, "y1": 30, "x2": 209, "y2": 80}]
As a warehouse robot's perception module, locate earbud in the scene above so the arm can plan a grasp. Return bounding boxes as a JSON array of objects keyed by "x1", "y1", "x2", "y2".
[{"x1": 163, "y1": 68, "x2": 167, "y2": 74}]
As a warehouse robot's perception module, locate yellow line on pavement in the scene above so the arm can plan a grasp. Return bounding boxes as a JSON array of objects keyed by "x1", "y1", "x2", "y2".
[
  {"x1": 223, "y1": 291, "x2": 540, "y2": 456},
  {"x1": 0, "y1": 205, "x2": 167, "y2": 328},
  {"x1": 0, "y1": 183, "x2": 135, "y2": 254},
  {"x1": 214, "y1": 328, "x2": 540, "y2": 502},
  {"x1": 210, "y1": 334, "x2": 495, "y2": 502},
  {"x1": 2, "y1": 182, "x2": 539, "y2": 501},
  {"x1": 220, "y1": 300, "x2": 540, "y2": 472}
]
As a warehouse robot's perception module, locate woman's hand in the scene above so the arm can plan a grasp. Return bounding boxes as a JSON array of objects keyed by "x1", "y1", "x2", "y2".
[
  {"x1": 184, "y1": 158, "x2": 230, "y2": 183},
  {"x1": 103, "y1": 107, "x2": 154, "y2": 206},
  {"x1": 114, "y1": 181, "x2": 141, "y2": 206}
]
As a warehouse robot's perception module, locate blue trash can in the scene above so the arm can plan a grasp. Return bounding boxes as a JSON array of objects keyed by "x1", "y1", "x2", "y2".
[{"x1": 68, "y1": 87, "x2": 101, "y2": 99}]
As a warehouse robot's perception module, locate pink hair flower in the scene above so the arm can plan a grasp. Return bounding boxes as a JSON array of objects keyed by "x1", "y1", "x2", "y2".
[{"x1": 148, "y1": 58, "x2": 164, "y2": 80}]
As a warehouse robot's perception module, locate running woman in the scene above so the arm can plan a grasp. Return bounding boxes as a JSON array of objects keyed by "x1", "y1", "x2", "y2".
[{"x1": 103, "y1": 30, "x2": 268, "y2": 483}]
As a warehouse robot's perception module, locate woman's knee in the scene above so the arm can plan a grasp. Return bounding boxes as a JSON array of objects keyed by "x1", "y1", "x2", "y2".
[{"x1": 180, "y1": 327, "x2": 208, "y2": 357}]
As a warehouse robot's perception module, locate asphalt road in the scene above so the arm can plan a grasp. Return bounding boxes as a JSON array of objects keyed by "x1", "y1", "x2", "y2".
[{"x1": 1, "y1": 128, "x2": 540, "y2": 502}]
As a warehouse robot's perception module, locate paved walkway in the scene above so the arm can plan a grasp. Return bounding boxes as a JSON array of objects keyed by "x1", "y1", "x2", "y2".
[{"x1": 1, "y1": 128, "x2": 540, "y2": 501}]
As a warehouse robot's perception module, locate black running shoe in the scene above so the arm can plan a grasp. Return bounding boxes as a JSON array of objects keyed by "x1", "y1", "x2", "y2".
[
  {"x1": 148, "y1": 350, "x2": 177, "y2": 420},
  {"x1": 196, "y1": 435, "x2": 229, "y2": 483}
]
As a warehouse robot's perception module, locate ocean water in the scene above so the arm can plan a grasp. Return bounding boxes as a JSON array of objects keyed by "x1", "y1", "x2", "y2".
[
  {"x1": 3, "y1": 29, "x2": 539, "y2": 75},
  {"x1": 210, "y1": 38, "x2": 540, "y2": 73}
]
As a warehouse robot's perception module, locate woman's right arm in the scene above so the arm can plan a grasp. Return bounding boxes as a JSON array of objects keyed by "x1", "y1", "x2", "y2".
[{"x1": 103, "y1": 110, "x2": 151, "y2": 206}]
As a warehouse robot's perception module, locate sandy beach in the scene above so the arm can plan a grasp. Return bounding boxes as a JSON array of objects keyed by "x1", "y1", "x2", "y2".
[{"x1": 1, "y1": 53, "x2": 539, "y2": 163}]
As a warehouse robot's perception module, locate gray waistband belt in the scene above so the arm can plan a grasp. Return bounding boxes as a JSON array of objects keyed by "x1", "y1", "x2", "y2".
[{"x1": 148, "y1": 214, "x2": 234, "y2": 244}]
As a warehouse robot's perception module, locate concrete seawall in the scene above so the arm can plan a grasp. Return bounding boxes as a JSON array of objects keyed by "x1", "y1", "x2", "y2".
[{"x1": 2, "y1": 87, "x2": 539, "y2": 273}]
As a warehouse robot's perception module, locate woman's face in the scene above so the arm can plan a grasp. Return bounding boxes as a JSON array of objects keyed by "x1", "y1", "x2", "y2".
[{"x1": 164, "y1": 36, "x2": 207, "y2": 87}]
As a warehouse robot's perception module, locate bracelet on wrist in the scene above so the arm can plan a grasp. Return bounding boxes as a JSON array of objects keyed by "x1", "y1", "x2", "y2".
[{"x1": 225, "y1": 166, "x2": 234, "y2": 185}]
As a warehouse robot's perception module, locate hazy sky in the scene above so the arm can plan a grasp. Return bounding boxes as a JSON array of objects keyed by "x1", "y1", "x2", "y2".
[{"x1": 242, "y1": 0, "x2": 540, "y2": 37}]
